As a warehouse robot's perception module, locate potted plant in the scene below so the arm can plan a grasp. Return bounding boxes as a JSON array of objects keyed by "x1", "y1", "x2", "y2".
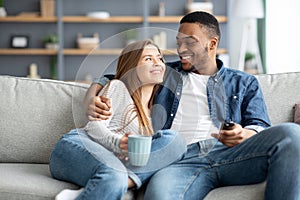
[
  {"x1": 122, "y1": 29, "x2": 138, "y2": 46},
  {"x1": 0, "y1": 0, "x2": 7, "y2": 17},
  {"x1": 244, "y1": 51, "x2": 258, "y2": 74},
  {"x1": 42, "y1": 34, "x2": 59, "y2": 49}
]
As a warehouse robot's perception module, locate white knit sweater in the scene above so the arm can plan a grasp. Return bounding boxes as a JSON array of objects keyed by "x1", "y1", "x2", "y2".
[{"x1": 83, "y1": 80, "x2": 139, "y2": 154}]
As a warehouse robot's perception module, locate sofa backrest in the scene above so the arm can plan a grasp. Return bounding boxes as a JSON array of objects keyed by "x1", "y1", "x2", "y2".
[
  {"x1": 0, "y1": 72, "x2": 299, "y2": 164},
  {"x1": 0, "y1": 76, "x2": 89, "y2": 164},
  {"x1": 256, "y1": 71, "x2": 300, "y2": 125}
]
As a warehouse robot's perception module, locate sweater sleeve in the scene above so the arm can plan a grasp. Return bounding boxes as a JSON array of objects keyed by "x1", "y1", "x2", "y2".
[{"x1": 83, "y1": 80, "x2": 133, "y2": 154}]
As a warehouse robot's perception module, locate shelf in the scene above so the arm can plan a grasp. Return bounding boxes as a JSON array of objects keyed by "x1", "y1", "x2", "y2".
[
  {"x1": 0, "y1": 48, "x2": 227, "y2": 56},
  {"x1": 0, "y1": 16, "x2": 57, "y2": 22},
  {"x1": 148, "y1": 15, "x2": 227, "y2": 23},
  {"x1": 63, "y1": 48, "x2": 179, "y2": 55},
  {"x1": 63, "y1": 48, "x2": 121, "y2": 55},
  {"x1": 63, "y1": 48, "x2": 227, "y2": 55},
  {"x1": 0, "y1": 15, "x2": 226, "y2": 24},
  {"x1": 62, "y1": 15, "x2": 227, "y2": 24},
  {"x1": 62, "y1": 16, "x2": 144, "y2": 23},
  {"x1": 0, "y1": 49, "x2": 57, "y2": 55},
  {"x1": 163, "y1": 48, "x2": 228, "y2": 55}
]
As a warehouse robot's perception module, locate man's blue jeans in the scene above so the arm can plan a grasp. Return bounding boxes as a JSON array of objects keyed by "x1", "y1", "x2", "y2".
[
  {"x1": 49, "y1": 128, "x2": 186, "y2": 200},
  {"x1": 144, "y1": 123, "x2": 300, "y2": 200}
]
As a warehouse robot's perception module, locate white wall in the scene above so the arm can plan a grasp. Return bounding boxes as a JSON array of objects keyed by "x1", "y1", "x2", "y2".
[
  {"x1": 265, "y1": 0, "x2": 300, "y2": 73},
  {"x1": 228, "y1": 0, "x2": 242, "y2": 69},
  {"x1": 228, "y1": 0, "x2": 300, "y2": 74}
]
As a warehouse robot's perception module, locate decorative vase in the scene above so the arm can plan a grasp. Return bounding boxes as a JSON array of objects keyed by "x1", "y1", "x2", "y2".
[
  {"x1": 0, "y1": 7, "x2": 7, "y2": 17},
  {"x1": 45, "y1": 43, "x2": 59, "y2": 50}
]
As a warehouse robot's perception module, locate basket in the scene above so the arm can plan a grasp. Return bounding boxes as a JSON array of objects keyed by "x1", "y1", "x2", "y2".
[{"x1": 77, "y1": 33, "x2": 100, "y2": 49}]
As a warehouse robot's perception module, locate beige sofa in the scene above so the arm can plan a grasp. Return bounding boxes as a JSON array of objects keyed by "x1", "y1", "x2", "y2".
[{"x1": 0, "y1": 72, "x2": 299, "y2": 200}]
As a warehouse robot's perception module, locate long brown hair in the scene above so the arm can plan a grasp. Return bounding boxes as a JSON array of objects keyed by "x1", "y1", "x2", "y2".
[{"x1": 113, "y1": 39, "x2": 163, "y2": 136}]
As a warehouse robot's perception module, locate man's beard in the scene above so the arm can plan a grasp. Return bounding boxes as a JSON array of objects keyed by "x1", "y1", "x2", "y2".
[
  {"x1": 182, "y1": 48, "x2": 208, "y2": 73},
  {"x1": 182, "y1": 65, "x2": 196, "y2": 73}
]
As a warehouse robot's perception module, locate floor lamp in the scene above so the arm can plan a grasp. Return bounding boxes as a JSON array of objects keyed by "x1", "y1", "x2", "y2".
[{"x1": 232, "y1": 0, "x2": 264, "y2": 73}]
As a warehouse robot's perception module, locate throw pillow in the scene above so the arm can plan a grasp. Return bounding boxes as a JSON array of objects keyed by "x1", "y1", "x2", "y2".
[{"x1": 294, "y1": 102, "x2": 300, "y2": 124}]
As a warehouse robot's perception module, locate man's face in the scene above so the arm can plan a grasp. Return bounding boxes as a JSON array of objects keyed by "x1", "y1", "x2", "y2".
[{"x1": 176, "y1": 23, "x2": 211, "y2": 73}]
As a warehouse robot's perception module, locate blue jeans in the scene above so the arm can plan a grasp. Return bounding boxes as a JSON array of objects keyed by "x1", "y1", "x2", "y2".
[
  {"x1": 49, "y1": 128, "x2": 186, "y2": 200},
  {"x1": 144, "y1": 123, "x2": 300, "y2": 200}
]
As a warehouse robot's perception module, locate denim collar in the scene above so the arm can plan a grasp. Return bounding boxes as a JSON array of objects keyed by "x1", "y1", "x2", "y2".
[
  {"x1": 167, "y1": 58, "x2": 225, "y2": 79},
  {"x1": 210, "y1": 59, "x2": 226, "y2": 82}
]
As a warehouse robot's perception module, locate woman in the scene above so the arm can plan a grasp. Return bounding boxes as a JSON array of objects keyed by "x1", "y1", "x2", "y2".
[{"x1": 49, "y1": 40, "x2": 186, "y2": 200}]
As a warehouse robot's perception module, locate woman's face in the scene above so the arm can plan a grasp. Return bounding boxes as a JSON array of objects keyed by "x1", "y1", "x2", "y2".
[{"x1": 136, "y1": 44, "x2": 165, "y2": 85}]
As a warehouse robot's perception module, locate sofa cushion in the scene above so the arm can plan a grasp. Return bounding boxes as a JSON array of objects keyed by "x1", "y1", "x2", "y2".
[
  {"x1": 256, "y1": 72, "x2": 300, "y2": 125},
  {"x1": 0, "y1": 163, "x2": 79, "y2": 200},
  {"x1": 204, "y1": 182, "x2": 265, "y2": 200},
  {"x1": 0, "y1": 76, "x2": 89, "y2": 163}
]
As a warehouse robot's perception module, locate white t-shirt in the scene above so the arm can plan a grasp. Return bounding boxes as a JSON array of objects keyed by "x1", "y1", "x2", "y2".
[{"x1": 171, "y1": 72, "x2": 214, "y2": 145}]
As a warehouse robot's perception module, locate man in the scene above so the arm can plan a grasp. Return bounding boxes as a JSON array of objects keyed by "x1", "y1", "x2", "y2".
[{"x1": 85, "y1": 11, "x2": 300, "y2": 200}]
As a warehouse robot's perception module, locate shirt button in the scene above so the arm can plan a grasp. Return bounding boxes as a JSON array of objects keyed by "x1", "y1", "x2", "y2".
[
  {"x1": 170, "y1": 113, "x2": 174, "y2": 117},
  {"x1": 214, "y1": 78, "x2": 218, "y2": 82},
  {"x1": 176, "y1": 92, "x2": 180, "y2": 95},
  {"x1": 233, "y1": 95, "x2": 237, "y2": 99}
]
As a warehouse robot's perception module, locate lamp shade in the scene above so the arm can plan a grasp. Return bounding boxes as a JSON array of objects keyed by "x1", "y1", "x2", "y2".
[{"x1": 232, "y1": 0, "x2": 264, "y2": 19}]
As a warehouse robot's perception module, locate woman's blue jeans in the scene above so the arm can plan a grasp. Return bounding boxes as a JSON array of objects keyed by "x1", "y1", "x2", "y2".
[
  {"x1": 49, "y1": 128, "x2": 186, "y2": 200},
  {"x1": 144, "y1": 123, "x2": 300, "y2": 200}
]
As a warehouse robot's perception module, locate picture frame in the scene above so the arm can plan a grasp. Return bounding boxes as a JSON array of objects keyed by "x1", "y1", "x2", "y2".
[{"x1": 10, "y1": 35, "x2": 29, "y2": 48}]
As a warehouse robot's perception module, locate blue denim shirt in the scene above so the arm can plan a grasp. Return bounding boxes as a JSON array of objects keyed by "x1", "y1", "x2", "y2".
[
  {"x1": 151, "y1": 59, "x2": 271, "y2": 133},
  {"x1": 94, "y1": 59, "x2": 271, "y2": 133}
]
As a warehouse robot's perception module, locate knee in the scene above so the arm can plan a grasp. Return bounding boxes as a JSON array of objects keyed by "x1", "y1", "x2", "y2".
[
  {"x1": 94, "y1": 165, "x2": 128, "y2": 189},
  {"x1": 274, "y1": 123, "x2": 300, "y2": 151},
  {"x1": 144, "y1": 171, "x2": 174, "y2": 200},
  {"x1": 285, "y1": 123, "x2": 300, "y2": 145},
  {"x1": 144, "y1": 181, "x2": 170, "y2": 200},
  {"x1": 276, "y1": 123, "x2": 300, "y2": 139},
  {"x1": 111, "y1": 172, "x2": 128, "y2": 191},
  {"x1": 145, "y1": 184, "x2": 174, "y2": 200}
]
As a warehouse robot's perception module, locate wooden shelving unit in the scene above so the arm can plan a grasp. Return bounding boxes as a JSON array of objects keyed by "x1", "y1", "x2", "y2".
[
  {"x1": 0, "y1": 14, "x2": 228, "y2": 57},
  {"x1": 0, "y1": 0, "x2": 228, "y2": 80}
]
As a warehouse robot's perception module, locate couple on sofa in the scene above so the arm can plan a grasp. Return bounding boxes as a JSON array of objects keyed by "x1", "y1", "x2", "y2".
[{"x1": 50, "y1": 11, "x2": 300, "y2": 200}]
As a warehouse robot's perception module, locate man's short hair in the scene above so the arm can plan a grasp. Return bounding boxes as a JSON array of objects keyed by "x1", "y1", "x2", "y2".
[{"x1": 180, "y1": 11, "x2": 221, "y2": 40}]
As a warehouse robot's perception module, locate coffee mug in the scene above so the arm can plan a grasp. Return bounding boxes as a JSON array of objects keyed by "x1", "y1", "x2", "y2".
[{"x1": 128, "y1": 135, "x2": 152, "y2": 166}]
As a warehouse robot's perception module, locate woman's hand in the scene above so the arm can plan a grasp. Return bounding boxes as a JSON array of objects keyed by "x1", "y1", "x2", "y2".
[
  {"x1": 211, "y1": 123, "x2": 256, "y2": 147},
  {"x1": 117, "y1": 133, "x2": 132, "y2": 160},
  {"x1": 119, "y1": 133, "x2": 131, "y2": 152}
]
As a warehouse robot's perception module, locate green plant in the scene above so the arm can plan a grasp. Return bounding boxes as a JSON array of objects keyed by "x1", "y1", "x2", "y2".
[
  {"x1": 122, "y1": 29, "x2": 138, "y2": 40},
  {"x1": 245, "y1": 52, "x2": 255, "y2": 62},
  {"x1": 42, "y1": 34, "x2": 59, "y2": 44},
  {"x1": 0, "y1": 0, "x2": 3, "y2": 7}
]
